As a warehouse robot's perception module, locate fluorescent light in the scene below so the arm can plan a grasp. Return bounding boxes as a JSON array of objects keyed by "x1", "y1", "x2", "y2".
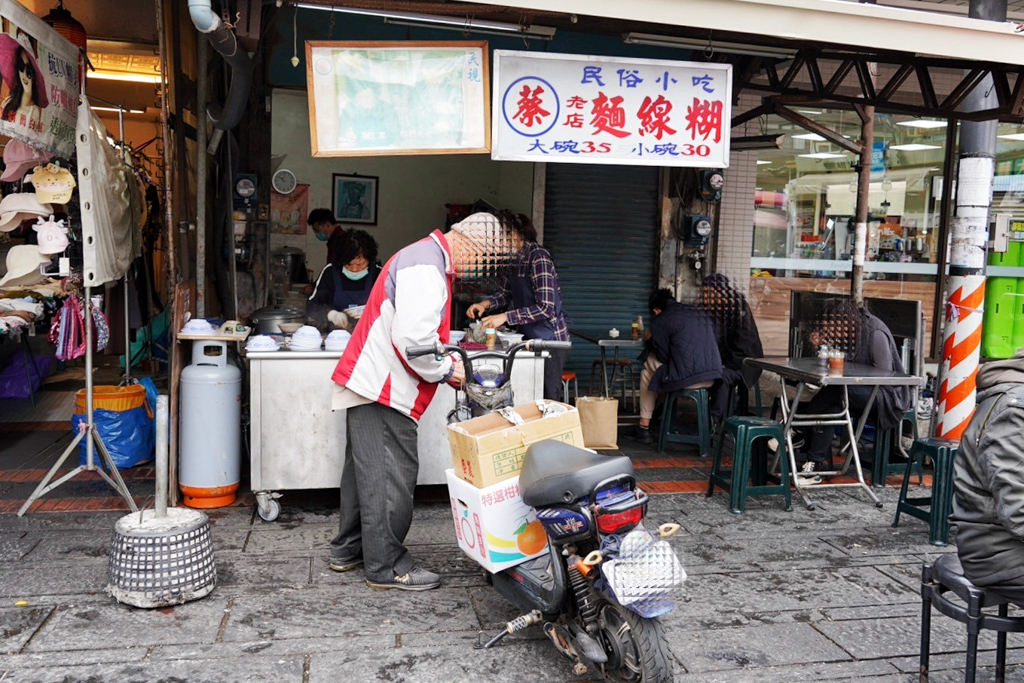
[
  {"x1": 998, "y1": 133, "x2": 1024, "y2": 141},
  {"x1": 792, "y1": 133, "x2": 826, "y2": 141},
  {"x1": 295, "y1": 4, "x2": 556, "y2": 39},
  {"x1": 90, "y1": 71, "x2": 161, "y2": 84},
  {"x1": 796, "y1": 109, "x2": 823, "y2": 115},
  {"x1": 732, "y1": 133, "x2": 785, "y2": 150},
  {"x1": 890, "y1": 143, "x2": 941, "y2": 151},
  {"x1": 896, "y1": 119, "x2": 947, "y2": 129},
  {"x1": 799, "y1": 152, "x2": 848, "y2": 159},
  {"x1": 92, "y1": 106, "x2": 147, "y2": 114},
  {"x1": 623, "y1": 32, "x2": 796, "y2": 58},
  {"x1": 757, "y1": 160, "x2": 772, "y2": 165}
]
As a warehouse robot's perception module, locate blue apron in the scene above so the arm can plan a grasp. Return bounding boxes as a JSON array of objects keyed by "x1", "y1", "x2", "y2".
[
  {"x1": 509, "y1": 255, "x2": 563, "y2": 340},
  {"x1": 331, "y1": 265, "x2": 377, "y2": 311}
]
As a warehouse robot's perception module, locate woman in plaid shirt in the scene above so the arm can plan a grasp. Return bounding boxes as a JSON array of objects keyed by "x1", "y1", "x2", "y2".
[{"x1": 467, "y1": 211, "x2": 570, "y2": 401}]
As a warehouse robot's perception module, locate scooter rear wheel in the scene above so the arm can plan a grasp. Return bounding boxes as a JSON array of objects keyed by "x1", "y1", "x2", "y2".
[{"x1": 598, "y1": 602, "x2": 673, "y2": 682}]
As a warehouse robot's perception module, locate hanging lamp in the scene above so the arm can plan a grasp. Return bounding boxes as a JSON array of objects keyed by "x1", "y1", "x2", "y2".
[{"x1": 43, "y1": 0, "x2": 87, "y2": 52}]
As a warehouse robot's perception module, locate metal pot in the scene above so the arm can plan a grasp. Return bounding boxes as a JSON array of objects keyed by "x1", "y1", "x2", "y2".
[
  {"x1": 274, "y1": 247, "x2": 307, "y2": 285},
  {"x1": 249, "y1": 305, "x2": 305, "y2": 334}
]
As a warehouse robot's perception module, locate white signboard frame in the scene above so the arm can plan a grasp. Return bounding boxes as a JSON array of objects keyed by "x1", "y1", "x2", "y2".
[{"x1": 492, "y1": 50, "x2": 731, "y2": 167}]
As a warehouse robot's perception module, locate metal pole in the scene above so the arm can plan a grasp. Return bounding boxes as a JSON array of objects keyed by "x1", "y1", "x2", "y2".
[
  {"x1": 156, "y1": 0, "x2": 177, "y2": 297},
  {"x1": 196, "y1": 37, "x2": 208, "y2": 317},
  {"x1": 934, "y1": 0, "x2": 1006, "y2": 440},
  {"x1": 118, "y1": 107, "x2": 132, "y2": 383},
  {"x1": 155, "y1": 395, "x2": 169, "y2": 517},
  {"x1": 851, "y1": 106, "x2": 874, "y2": 306},
  {"x1": 84, "y1": 289, "x2": 95, "y2": 468}
]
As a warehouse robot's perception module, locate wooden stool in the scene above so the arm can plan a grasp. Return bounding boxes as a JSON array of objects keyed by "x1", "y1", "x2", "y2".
[
  {"x1": 893, "y1": 437, "x2": 959, "y2": 546},
  {"x1": 921, "y1": 553, "x2": 1024, "y2": 682},
  {"x1": 707, "y1": 416, "x2": 792, "y2": 513}
]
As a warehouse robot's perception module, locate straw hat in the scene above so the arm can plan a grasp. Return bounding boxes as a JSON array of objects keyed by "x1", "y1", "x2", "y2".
[
  {"x1": 0, "y1": 34, "x2": 49, "y2": 109},
  {"x1": 0, "y1": 192, "x2": 52, "y2": 232},
  {"x1": 1, "y1": 139, "x2": 51, "y2": 182},
  {"x1": 0, "y1": 244, "x2": 50, "y2": 288}
]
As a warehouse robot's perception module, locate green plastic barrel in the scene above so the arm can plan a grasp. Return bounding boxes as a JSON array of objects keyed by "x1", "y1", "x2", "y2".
[
  {"x1": 983, "y1": 277, "x2": 1018, "y2": 359},
  {"x1": 989, "y1": 242, "x2": 1022, "y2": 267},
  {"x1": 1013, "y1": 278, "x2": 1024, "y2": 354}
]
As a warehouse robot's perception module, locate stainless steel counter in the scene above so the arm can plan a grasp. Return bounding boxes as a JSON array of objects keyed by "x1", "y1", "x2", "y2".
[{"x1": 246, "y1": 348, "x2": 546, "y2": 520}]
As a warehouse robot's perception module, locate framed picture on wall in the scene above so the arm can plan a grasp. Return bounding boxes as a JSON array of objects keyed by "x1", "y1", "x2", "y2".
[{"x1": 332, "y1": 173, "x2": 378, "y2": 225}]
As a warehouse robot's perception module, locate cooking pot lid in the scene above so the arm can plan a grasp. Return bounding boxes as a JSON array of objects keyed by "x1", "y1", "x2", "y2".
[
  {"x1": 275, "y1": 247, "x2": 305, "y2": 256},
  {"x1": 251, "y1": 305, "x2": 304, "y2": 320}
]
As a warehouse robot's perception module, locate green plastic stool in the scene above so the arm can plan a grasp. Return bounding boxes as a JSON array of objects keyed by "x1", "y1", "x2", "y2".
[
  {"x1": 872, "y1": 409, "x2": 922, "y2": 488},
  {"x1": 707, "y1": 416, "x2": 792, "y2": 513},
  {"x1": 658, "y1": 388, "x2": 711, "y2": 456},
  {"x1": 893, "y1": 437, "x2": 959, "y2": 546}
]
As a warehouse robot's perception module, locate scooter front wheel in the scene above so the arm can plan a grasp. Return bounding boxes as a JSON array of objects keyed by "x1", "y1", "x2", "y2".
[{"x1": 598, "y1": 602, "x2": 673, "y2": 682}]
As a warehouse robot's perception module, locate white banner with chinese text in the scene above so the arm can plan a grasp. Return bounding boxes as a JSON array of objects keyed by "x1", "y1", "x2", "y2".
[
  {"x1": 0, "y1": 0, "x2": 79, "y2": 158},
  {"x1": 492, "y1": 51, "x2": 731, "y2": 168}
]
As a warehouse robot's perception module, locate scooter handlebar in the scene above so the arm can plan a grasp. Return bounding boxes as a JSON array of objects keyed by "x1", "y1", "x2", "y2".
[
  {"x1": 406, "y1": 342, "x2": 443, "y2": 358},
  {"x1": 526, "y1": 340, "x2": 572, "y2": 352}
]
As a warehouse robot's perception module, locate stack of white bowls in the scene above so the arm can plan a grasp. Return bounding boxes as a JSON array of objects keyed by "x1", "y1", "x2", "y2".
[
  {"x1": 325, "y1": 329, "x2": 352, "y2": 352},
  {"x1": 289, "y1": 325, "x2": 323, "y2": 351},
  {"x1": 245, "y1": 335, "x2": 280, "y2": 353},
  {"x1": 180, "y1": 318, "x2": 215, "y2": 335}
]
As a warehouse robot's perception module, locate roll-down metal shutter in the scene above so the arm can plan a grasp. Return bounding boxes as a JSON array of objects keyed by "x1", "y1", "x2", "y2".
[{"x1": 543, "y1": 164, "x2": 660, "y2": 387}]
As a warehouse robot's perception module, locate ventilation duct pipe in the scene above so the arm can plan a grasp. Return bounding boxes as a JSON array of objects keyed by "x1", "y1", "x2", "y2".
[{"x1": 188, "y1": 0, "x2": 251, "y2": 130}]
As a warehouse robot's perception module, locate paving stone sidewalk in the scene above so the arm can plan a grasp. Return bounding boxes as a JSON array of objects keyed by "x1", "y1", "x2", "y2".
[{"x1": 0, "y1": 486, "x2": 1016, "y2": 682}]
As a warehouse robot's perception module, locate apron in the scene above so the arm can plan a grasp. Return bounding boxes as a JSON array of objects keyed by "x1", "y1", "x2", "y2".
[
  {"x1": 509, "y1": 254, "x2": 563, "y2": 340},
  {"x1": 331, "y1": 265, "x2": 376, "y2": 311}
]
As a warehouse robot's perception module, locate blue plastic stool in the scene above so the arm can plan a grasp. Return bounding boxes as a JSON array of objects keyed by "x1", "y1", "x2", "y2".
[{"x1": 707, "y1": 416, "x2": 792, "y2": 513}]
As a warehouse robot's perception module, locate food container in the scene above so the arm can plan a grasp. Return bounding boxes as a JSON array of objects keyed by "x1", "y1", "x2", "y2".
[
  {"x1": 485, "y1": 328, "x2": 497, "y2": 350},
  {"x1": 249, "y1": 305, "x2": 305, "y2": 334}
]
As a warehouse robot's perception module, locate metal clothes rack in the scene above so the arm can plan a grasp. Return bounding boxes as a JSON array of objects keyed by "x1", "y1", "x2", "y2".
[{"x1": 18, "y1": 95, "x2": 139, "y2": 516}]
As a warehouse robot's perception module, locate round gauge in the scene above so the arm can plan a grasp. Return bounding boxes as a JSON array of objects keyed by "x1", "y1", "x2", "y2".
[
  {"x1": 272, "y1": 168, "x2": 297, "y2": 195},
  {"x1": 235, "y1": 177, "x2": 256, "y2": 198},
  {"x1": 707, "y1": 172, "x2": 725, "y2": 192},
  {"x1": 695, "y1": 218, "x2": 713, "y2": 237}
]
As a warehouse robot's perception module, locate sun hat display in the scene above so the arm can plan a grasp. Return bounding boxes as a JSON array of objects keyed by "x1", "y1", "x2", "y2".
[
  {"x1": 1, "y1": 139, "x2": 52, "y2": 182},
  {"x1": 0, "y1": 34, "x2": 49, "y2": 109},
  {"x1": 0, "y1": 192, "x2": 52, "y2": 232},
  {"x1": 0, "y1": 243, "x2": 51, "y2": 288},
  {"x1": 245, "y1": 335, "x2": 280, "y2": 353},
  {"x1": 32, "y1": 215, "x2": 68, "y2": 255},
  {"x1": 180, "y1": 318, "x2": 216, "y2": 335},
  {"x1": 289, "y1": 325, "x2": 323, "y2": 351},
  {"x1": 324, "y1": 329, "x2": 352, "y2": 352},
  {"x1": 24, "y1": 163, "x2": 76, "y2": 205}
]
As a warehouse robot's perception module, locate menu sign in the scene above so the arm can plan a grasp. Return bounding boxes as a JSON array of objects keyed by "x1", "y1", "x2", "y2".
[
  {"x1": 0, "y1": 0, "x2": 79, "y2": 158},
  {"x1": 492, "y1": 50, "x2": 731, "y2": 168}
]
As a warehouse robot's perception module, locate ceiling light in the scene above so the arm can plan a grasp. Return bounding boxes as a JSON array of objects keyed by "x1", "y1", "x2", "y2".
[
  {"x1": 92, "y1": 106, "x2": 147, "y2": 114},
  {"x1": 294, "y1": 4, "x2": 556, "y2": 39},
  {"x1": 890, "y1": 143, "x2": 941, "y2": 151},
  {"x1": 757, "y1": 160, "x2": 772, "y2": 165},
  {"x1": 89, "y1": 71, "x2": 162, "y2": 84},
  {"x1": 896, "y1": 119, "x2": 947, "y2": 129},
  {"x1": 792, "y1": 133, "x2": 826, "y2": 141},
  {"x1": 799, "y1": 152, "x2": 848, "y2": 159},
  {"x1": 732, "y1": 133, "x2": 785, "y2": 150},
  {"x1": 622, "y1": 32, "x2": 796, "y2": 58},
  {"x1": 998, "y1": 133, "x2": 1024, "y2": 141},
  {"x1": 796, "y1": 109, "x2": 823, "y2": 115}
]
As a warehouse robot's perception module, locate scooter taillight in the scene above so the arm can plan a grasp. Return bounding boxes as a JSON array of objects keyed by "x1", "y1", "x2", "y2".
[{"x1": 595, "y1": 502, "x2": 646, "y2": 534}]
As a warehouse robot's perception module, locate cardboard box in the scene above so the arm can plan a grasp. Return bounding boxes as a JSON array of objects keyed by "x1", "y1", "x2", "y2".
[
  {"x1": 446, "y1": 469, "x2": 549, "y2": 573},
  {"x1": 447, "y1": 401, "x2": 584, "y2": 488}
]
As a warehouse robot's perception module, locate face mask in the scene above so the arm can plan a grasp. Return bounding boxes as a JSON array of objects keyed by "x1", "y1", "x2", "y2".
[
  {"x1": 314, "y1": 230, "x2": 329, "y2": 242},
  {"x1": 342, "y1": 267, "x2": 369, "y2": 280}
]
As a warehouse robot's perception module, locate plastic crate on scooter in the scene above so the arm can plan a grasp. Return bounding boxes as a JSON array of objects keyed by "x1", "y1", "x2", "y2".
[{"x1": 446, "y1": 469, "x2": 550, "y2": 573}]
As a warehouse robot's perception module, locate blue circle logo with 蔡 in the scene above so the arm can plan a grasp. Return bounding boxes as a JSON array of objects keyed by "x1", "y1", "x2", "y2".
[{"x1": 502, "y1": 76, "x2": 560, "y2": 138}]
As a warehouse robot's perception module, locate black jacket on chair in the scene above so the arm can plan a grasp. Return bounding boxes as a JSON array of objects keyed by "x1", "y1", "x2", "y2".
[{"x1": 647, "y1": 301, "x2": 723, "y2": 393}]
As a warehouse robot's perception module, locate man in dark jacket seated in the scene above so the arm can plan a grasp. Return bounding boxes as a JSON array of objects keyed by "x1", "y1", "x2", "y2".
[
  {"x1": 700, "y1": 274, "x2": 764, "y2": 421},
  {"x1": 951, "y1": 348, "x2": 1024, "y2": 603},
  {"x1": 799, "y1": 299, "x2": 910, "y2": 478},
  {"x1": 633, "y1": 288, "x2": 722, "y2": 445}
]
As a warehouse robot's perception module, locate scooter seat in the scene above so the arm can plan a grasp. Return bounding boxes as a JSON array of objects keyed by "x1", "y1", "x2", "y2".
[{"x1": 519, "y1": 440, "x2": 634, "y2": 507}]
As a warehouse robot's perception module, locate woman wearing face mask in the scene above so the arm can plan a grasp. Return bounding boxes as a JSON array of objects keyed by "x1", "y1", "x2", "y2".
[
  {"x1": 467, "y1": 210, "x2": 570, "y2": 401},
  {"x1": 308, "y1": 229, "x2": 381, "y2": 330}
]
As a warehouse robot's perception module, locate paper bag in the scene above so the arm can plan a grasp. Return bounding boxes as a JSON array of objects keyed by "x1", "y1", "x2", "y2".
[{"x1": 576, "y1": 396, "x2": 619, "y2": 450}]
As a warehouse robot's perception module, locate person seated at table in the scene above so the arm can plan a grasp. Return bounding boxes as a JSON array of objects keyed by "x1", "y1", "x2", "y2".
[
  {"x1": 951, "y1": 346, "x2": 1024, "y2": 603},
  {"x1": 700, "y1": 273, "x2": 763, "y2": 421},
  {"x1": 798, "y1": 298, "x2": 910, "y2": 477},
  {"x1": 632, "y1": 288, "x2": 722, "y2": 445},
  {"x1": 308, "y1": 229, "x2": 381, "y2": 330}
]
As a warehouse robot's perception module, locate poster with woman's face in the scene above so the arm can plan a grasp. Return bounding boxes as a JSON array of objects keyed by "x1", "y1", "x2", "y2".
[{"x1": 0, "y1": 10, "x2": 79, "y2": 158}]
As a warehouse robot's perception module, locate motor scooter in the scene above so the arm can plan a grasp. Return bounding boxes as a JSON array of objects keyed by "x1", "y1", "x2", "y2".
[{"x1": 408, "y1": 339, "x2": 685, "y2": 681}]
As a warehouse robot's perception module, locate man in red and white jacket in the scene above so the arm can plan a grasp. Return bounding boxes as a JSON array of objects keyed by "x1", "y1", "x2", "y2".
[{"x1": 327, "y1": 214, "x2": 500, "y2": 591}]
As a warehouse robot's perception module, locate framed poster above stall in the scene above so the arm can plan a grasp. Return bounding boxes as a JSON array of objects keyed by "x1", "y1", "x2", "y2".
[
  {"x1": 491, "y1": 50, "x2": 732, "y2": 168},
  {"x1": 306, "y1": 41, "x2": 490, "y2": 157}
]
